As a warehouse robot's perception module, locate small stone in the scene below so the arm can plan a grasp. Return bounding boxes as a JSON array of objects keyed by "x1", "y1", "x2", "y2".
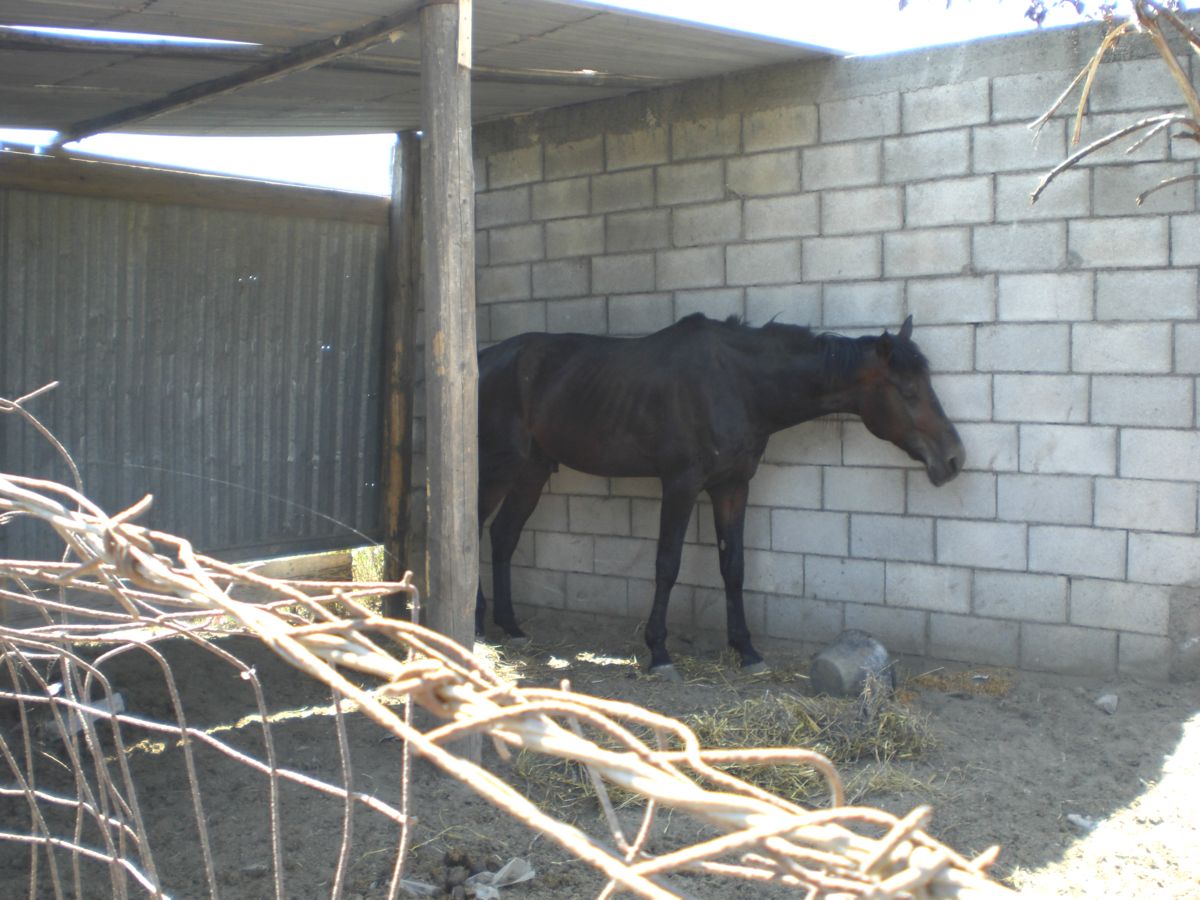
[
  {"x1": 1094, "y1": 693, "x2": 1119, "y2": 715},
  {"x1": 1066, "y1": 813, "x2": 1097, "y2": 834}
]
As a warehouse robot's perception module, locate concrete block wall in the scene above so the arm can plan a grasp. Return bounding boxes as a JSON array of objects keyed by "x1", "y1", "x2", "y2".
[{"x1": 468, "y1": 23, "x2": 1200, "y2": 680}]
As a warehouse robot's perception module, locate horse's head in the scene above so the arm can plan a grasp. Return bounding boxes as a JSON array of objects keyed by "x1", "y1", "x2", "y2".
[{"x1": 857, "y1": 316, "x2": 965, "y2": 486}]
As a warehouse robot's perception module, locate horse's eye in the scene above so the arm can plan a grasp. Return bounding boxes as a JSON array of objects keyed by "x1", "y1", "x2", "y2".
[{"x1": 898, "y1": 382, "x2": 918, "y2": 402}]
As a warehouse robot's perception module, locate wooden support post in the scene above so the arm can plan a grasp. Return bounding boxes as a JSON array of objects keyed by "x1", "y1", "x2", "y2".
[
  {"x1": 420, "y1": 0, "x2": 478, "y2": 655},
  {"x1": 382, "y1": 131, "x2": 421, "y2": 616}
]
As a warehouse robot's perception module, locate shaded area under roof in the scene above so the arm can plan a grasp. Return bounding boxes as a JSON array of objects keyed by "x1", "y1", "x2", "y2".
[{"x1": 0, "y1": 0, "x2": 840, "y2": 138}]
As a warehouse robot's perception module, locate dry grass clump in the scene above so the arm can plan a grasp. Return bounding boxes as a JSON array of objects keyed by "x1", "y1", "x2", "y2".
[{"x1": 905, "y1": 668, "x2": 1013, "y2": 700}]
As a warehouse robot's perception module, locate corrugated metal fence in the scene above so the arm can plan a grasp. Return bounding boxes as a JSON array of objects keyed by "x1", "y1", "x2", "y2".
[{"x1": 1, "y1": 156, "x2": 389, "y2": 564}]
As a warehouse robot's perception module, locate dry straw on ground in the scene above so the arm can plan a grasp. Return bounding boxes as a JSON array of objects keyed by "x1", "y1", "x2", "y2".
[{"x1": 2, "y1": 384, "x2": 1014, "y2": 898}]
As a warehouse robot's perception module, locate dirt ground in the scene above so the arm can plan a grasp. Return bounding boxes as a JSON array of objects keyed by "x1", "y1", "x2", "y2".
[{"x1": 3, "y1": 606, "x2": 1197, "y2": 899}]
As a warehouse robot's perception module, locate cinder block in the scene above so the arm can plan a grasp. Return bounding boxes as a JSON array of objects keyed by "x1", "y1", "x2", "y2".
[
  {"x1": 747, "y1": 285, "x2": 821, "y2": 327},
  {"x1": 568, "y1": 494, "x2": 633, "y2": 535},
  {"x1": 851, "y1": 513, "x2": 934, "y2": 562},
  {"x1": 820, "y1": 93, "x2": 900, "y2": 141},
  {"x1": 1088, "y1": 57, "x2": 1187, "y2": 112},
  {"x1": 743, "y1": 105, "x2": 818, "y2": 152},
  {"x1": 1071, "y1": 323, "x2": 1172, "y2": 373},
  {"x1": 843, "y1": 602, "x2": 927, "y2": 655},
  {"x1": 1020, "y1": 424, "x2": 1116, "y2": 475},
  {"x1": 991, "y1": 70, "x2": 1077, "y2": 123},
  {"x1": 1021, "y1": 623, "x2": 1116, "y2": 676},
  {"x1": 907, "y1": 276, "x2": 994, "y2": 325},
  {"x1": 656, "y1": 160, "x2": 725, "y2": 206},
  {"x1": 477, "y1": 264, "x2": 531, "y2": 303},
  {"x1": 905, "y1": 177, "x2": 993, "y2": 227},
  {"x1": 903, "y1": 78, "x2": 990, "y2": 132},
  {"x1": 1096, "y1": 270, "x2": 1197, "y2": 320},
  {"x1": 772, "y1": 509, "x2": 849, "y2": 556},
  {"x1": 566, "y1": 573, "x2": 629, "y2": 616},
  {"x1": 606, "y1": 209, "x2": 670, "y2": 253},
  {"x1": 477, "y1": 186, "x2": 530, "y2": 228},
  {"x1": 975, "y1": 323, "x2": 1069, "y2": 372},
  {"x1": 678, "y1": 542, "x2": 723, "y2": 589},
  {"x1": 609, "y1": 293, "x2": 673, "y2": 335},
  {"x1": 994, "y1": 374, "x2": 1088, "y2": 422},
  {"x1": 884, "y1": 228, "x2": 971, "y2": 278},
  {"x1": 766, "y1": 594, "x2": 845, "y2": 643},
  {"x1": 1118, "y1": 633, "x2": 1172, "y2": 680},
  {"x1": 1069, "y1": 218, "x2": 1170, "y2": 268},
  {"x1": 592, "y1": 253, "x2": 655, "y2": 295},
  {"x1": 532, "y1": 259, "x2": 589, "y2": 299},
  {"x1": 972, "y1": 121, "x2": 1066, "y2": 174},
  {"x1": 545, "y1": 216, "x2": 604, "y2": 259},
  {"x1": 546, "y1": 296, "x2": 606, "y2": 335},
  {"x1": 698, "y1": 504, "x2": 771, "y2": 550},
  {"x1": 1129, "y1": 532, "x2": 1200, "y2": 585},
  {"x1": 1121, "y1": 428, "x2": 1200, "y2": 481},
  {"x1": 1070, "y1": 578, "x2": 1171, "y2": 636},
  {"x1": 592, "y1": 535, "x2": 653, "y2": 577},
  {"x1": 1091, "y1": 376, "x2": 1193, "y2": 427},
  {"x1": 742, "y1": 548, "x2": 805, "y2": 596},
  {"x1": 1028, "y1": 525, "x2": 1126, "y2": 579},
  {"x1": 886, "y1": 561, "x2": 971, "y2": 613},
  {"x1": 745, "y1": 195, "x2": 819, "y2": 239},
  {"x1": 805, "y1": 556, "x2": 885, "y2": 604},
  {"x1": 995, "y1": 169, "x2": 1091, "y2": 222},
  {"x1": 545, "y1": 136, "x2": 603, "y2": 179},
  {"x1": 802, "y1": 142, "x2": 880, "y2": 190},
  {"x1": 821, "y1": 186, "x2": 903, "y2": 235},
  {"x1": 656, "y1": 246, "x2": 724, "y2": 290},
  {"x1": 843, "y1": 421, "x2": 922, "y2": 469},
  {"x1": 1094, "y1": 163, "x2": 1195, "y2": 215},
  {"x1": 489, "y1": 223, "x2": 544, "y2": 264},
  {"x1": 766, "y1": 420, "x2": 842, "y2": 465},
  {"x1": 489, "y1": 145, "x2": 542, "y2": 188},
  {"x1": 673, "y1": 200, "x2": 742, "y2": 247},
  {"x1": 747, "y1": 462, "x2": 821, "y2": 509},
  {"x1": 727, "y1": 240, "x2": 801, "y2": 286},
  {"x1": 907, "y1": 324, "x2": 974, "y2": 372},
  {"x1": 531, "y1": 177, "x2": 590, "y2": 221},
  {"x1": 929, "y1": 613, "x2": 1020, "y2": 666},
  {"x1": 997, "y1": 474, "x2": 1092, "y2": 525},
  {"x1": 974, "y1": 571, "x2": 1068, "y2": 622},
  {"x1": 927, "y1": 373, "x2": 992, "y2": 422},
  {"x1": 824, "y1": 467, "x2": 905, "y2": 514},
  {"x1": 549, "y1": 466, "x2": 608, "y2": 496},
  {"x1": 996, "y1": 272, "x2": 1093, "y2": 321},
  {"x1": 727, "y1": 150, "x2": 802, "y2": 196},
  {"x1": 1170, "y1": 214, "x2": 1200, "y2": 266},
  {"x1": 697, "y1": 587, "x2": 768, "y2": 635},
  {"x1": 509, "y1": 566, "x2": 567, "y2": 610},
  {"x1": 824, "y1": 282, "x2": 904, "y2": 329},
  {"x1": 802, "y1": 235, "x2": 881, "y2": 282},
  {"x1": 883, "y1": 131, "x2": 969, "y2": 183},
  {"x1": 490, "y1": 300, "x2": 546, "y2": 341},
  {"x1": 605, "y1": 127, "x2": 668, "y2": 171},
  {"x1": 937, "y1": 520, "x2": 1026, "y2": 571},
  {"x1": 671, "y1": 114, "x2": 741, "y2": 160},
  {"x1": 592, "y1": 169, "x2": 654, "y2": 213},
  {"x1": 674, "y1": 288, "x2": 744, "y2": 322},
  {"x1": 906, "y1": 471, "x2": 996, "y2": 519},
  {"x1": 957, "y1": 423, "x2": 1018, "y2": 472},
  {"x1": 536, "y1": 531, "x2": 594, "y2": 573},
  {"x1": 1175, "y1": 323, "x2": 1200, "y2": 373},
  {"x1": 524, "y1": 494, "x2": 568, "y2": 533},
  {"x1": 973, "y1": 222, "x2": 1067, "y2": 273}
]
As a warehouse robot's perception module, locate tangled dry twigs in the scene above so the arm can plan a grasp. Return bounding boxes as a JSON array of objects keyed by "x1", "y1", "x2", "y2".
[{"x1": 1, "y1": 387, "x2": 1014, "y2": 898}]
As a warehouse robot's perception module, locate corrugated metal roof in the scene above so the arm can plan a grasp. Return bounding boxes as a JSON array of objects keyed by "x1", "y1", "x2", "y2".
[{"x1": 0, "y1": 0, "x2": 839, "y2": 138}]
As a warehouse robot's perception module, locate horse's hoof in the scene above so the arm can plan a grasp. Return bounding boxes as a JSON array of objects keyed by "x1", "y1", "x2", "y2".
[
  {"x1": 741, "y1": 660, "x2": 770, "y2": 676},
  {"x1": 505, "y1": 634, "x2": 532, "y2": 647},
  {"x1": 648, "y1": 664, "x2": 682, "y2": 682}
]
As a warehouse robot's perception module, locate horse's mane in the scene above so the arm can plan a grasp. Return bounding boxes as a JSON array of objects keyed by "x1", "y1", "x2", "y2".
[{"x1": 676, "y1": 312, "x2": 930, "y2": 382}]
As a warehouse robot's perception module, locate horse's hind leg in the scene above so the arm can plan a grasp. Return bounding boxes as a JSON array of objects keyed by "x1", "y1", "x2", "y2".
[
  {"x1": 476, "y1": 479, "x2": 511, "y2": 637},
  {"x1": 488, "y1": 462, "x2": 552, "y2": 639}
]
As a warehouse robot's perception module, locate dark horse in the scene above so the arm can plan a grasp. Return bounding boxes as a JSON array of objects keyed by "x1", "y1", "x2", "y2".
[{"x1": 476, "y1": 313, "x2": 965, "y2": 676}]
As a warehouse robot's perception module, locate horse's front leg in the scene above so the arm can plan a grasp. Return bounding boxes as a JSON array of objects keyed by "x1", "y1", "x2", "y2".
[
  {"x1": 708, "y1": 479, "x2": 764, "y2": 672},
  {"x1": 645, "y1": 478, "x2": 700, "y2": 678},
  {"x1": 487, "y1": 464, "x2": 551, "y2": 640}
]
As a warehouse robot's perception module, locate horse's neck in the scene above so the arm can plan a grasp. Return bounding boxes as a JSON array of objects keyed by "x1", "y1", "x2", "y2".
[{"x1": 745, "y1": 333, "x2": 867, "y2": 432}]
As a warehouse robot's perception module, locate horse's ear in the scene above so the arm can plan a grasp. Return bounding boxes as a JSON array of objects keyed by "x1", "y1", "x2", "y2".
[{"x1": 899, "y1": 315, "x2": 913, "y2": 341}]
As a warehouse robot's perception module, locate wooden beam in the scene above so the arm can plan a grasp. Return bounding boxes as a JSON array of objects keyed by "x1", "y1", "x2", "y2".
[
  {"x1": 420, "y1": 0, "x2": 478, "y2": 656},
  {"x1": 0, "y1": 150, "x2": 387, "y2": 224},
  {"x1": 382, "y1": 131, "x2": 421, "y2": 614},
  {"x1": 48, "y1": 3, "x2": 423, "y2": 148}
]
